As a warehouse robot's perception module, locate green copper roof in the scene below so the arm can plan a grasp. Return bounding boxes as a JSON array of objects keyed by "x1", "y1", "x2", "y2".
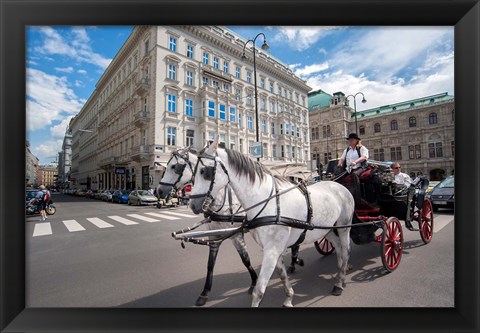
[
  {"x1": 308, "y1": 89, "x2": 332, "y2": 111},
  {"x1": 354, "y1": 92, "x2": 454, "y2": 119}
]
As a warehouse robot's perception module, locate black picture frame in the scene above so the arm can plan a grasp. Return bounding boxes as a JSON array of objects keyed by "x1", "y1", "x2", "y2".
[{"x1": 1, "y1": 0, "x2": 478, "y2": 332}]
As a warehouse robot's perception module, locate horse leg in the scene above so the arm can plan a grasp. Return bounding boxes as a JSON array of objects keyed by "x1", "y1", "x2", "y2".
[
  {"x1": 287, "y1": 245, "x2": 304, "y2": 274},
  {"x1": 230, "y1": 234, "x2": 258, "y2": 294},
  {"x1": 251, "y1": 248, "x2": 283, "y2": 307},
  {"x1": 196, "y1": 243, "x2": 220, "y2": 306},
  {"x1": 329, "y1": 228, "x2": 351, "y2": 296},
  {"x1": 276, "y1": 256, "x2": 295, "y2": 307}
]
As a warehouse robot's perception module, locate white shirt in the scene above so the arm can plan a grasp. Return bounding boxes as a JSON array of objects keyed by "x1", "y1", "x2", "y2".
[
  {"x1": 341, "y1": 146, "x2": 369, "y2": 169},
  {"x1": 393, "y1": 172, "x2": 412, "y2": 186}
]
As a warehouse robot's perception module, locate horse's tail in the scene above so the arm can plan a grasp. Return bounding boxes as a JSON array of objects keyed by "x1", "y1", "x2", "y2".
[{"x1": 350, "y1": 211, "x2": 376, "y2": 245}]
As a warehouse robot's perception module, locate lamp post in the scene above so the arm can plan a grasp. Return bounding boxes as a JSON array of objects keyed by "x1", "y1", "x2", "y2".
[
  {"x1": 241, "y1": 32, "x2": 269, "y2": 161},
  {"x1": 345, "y1": 92, "x2": 367, "y2": 134}
]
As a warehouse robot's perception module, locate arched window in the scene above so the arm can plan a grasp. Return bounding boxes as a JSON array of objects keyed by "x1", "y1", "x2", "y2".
[
  {"x1": 429, "y1": 113, "x2": 438, "y2": 124},
  {"x1": 374, "y1": 123, "x2": 381, "y2": 133},
  {"x1": 391, "y1": 120, "x2": 398, "y2": 130},
  {"x1": 409, "y1": 116, "x2": 416, "y2": 127},
  {"x1": 359, "y1": 125, "x2": 365, "y2": 135}
]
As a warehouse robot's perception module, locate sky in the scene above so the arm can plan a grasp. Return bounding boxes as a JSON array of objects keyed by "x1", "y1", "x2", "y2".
[{"x1": 26, "y1": 26, "x2": 454, "y2": 165}]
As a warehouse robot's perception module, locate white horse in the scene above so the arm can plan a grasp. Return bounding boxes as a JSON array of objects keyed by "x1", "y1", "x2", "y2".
[
  {"x1": 189, "y1": 139, "x2": 356, "y2": 307},
  {"x1": 157, "y1": 147, "x2": 257, "y2": 306}
]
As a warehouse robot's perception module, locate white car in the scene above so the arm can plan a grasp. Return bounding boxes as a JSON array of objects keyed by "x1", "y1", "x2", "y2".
[{"x1": 128, "y1": 190, "x2": 158, "y2": 206}]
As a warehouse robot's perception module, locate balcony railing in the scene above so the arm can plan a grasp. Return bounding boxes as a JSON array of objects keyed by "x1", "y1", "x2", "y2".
[
  {"x1": 131, "y1": 144, "x2": 151, "y2": 161},
  {"x1": 134, "y1": 78, "x2": 150, "y2": 96},
  {"x1": 133, "y1": 111, "x2": 150, "y2": 127}
]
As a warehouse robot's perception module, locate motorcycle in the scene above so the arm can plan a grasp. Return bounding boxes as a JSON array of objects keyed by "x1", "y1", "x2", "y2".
[{"x1": 26, "y1": 198, "x2": 56, "y2": 216}]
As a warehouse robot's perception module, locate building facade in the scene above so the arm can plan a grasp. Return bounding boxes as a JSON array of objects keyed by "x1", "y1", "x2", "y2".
[
  {"x1": 309, "y1": 90, "x2": 455, "y2": 180},
  {"x1": 36, "y1": 164, "x2": 57, "y2": 188},
  {"x1": 57, "y1": 124, "x2": 73, "y2": 189},
  {"x1": 70, "y1": 26, "x2": 311, "y2": 190},
  {"x1": 25, "y1": 141, "x2": 39, "y2": 187}
]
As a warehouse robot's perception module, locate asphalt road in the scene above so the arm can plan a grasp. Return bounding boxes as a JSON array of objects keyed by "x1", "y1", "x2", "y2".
[{"x1": 26, "y1": 193, "x2": 454, "y2": 308}]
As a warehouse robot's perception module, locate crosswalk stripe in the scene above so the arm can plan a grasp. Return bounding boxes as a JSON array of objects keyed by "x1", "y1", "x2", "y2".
[
  {"x1": 33, "y1": 223, "x2": 52, "y2": 237},
  {"x1": 63, "y1": 220, "x2": 86, "y2": 232},
  {"x1": 159, "y1": 211, "x2": 196, "y2": 218},
  {"x1": 108, "y1": 216, "x2": 138, "y2": 225},
  {"x1": 86, "y1": 217, "x2": 114, "y2": 228},
  {"x1": 433, "y1": 215, "x2": 454, "y2": 233},
  {"x1": 144, "y1": 212, "x2": 180, "y2": 220},
  {"x1": 127, "y1": 214, "x2": 159, "y2": 222}
]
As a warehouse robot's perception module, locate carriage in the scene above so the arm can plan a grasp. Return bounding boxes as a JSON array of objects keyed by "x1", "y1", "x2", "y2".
[{"x1": 314, "y1": 160, "x2": 434, "y2": 272}]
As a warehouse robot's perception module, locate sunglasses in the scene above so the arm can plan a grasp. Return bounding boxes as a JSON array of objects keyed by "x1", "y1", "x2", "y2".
[{"x1": 392, "y1": 167, "x2": 400, "y2": 169}]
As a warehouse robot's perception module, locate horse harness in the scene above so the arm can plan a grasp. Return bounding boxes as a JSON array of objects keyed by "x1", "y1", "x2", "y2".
[{"x1": 158, "y1": 150, "x2": 195, "y2": 189}]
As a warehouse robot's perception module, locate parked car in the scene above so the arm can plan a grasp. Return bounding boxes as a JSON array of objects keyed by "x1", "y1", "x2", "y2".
[
  {"x1": 75, "y1": 190, "x2": 86, "y2": 197},
  {"x1": 93, "y1": 190, "x2": 103, "y2": 200},
  {"x1": 26, "y1": 189, "x2": 40, "y2": 202},
  {"x1": 428, "y1": 175, "x2": 454, "y2": 211},
  {"x1": 112, "y1": 190, "x2": 130, "y2": 204},
  {"x1": 128, "y1": 190, "x2": 158, "y2": 206},
  {"x1": 85, "y1": 190, "x2": 97, "y2": 199},
  {"x1": 100, "y1": 190, "x2": 114, "y2": 202}
]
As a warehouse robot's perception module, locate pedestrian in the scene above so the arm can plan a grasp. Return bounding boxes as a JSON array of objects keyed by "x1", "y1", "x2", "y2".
[
  {"x1": 36, "y1": 184, "x2": 50, "y2": 222},
  {"x1": 336, "y1": 133, "x2": 369, "y2": 176}
]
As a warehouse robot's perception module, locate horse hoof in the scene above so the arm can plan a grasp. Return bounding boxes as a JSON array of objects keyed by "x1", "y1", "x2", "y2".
[
  {"x1": 287, "y1": 266, "x2": 295, "y2": 274},
  {"x1": 347, "y1": 263, "x2": 353, "y2": 271},
  {"x1": 248, "y1": 285, "x2": 255, "y2": 295},
  {"x1": 331, "y1": 286, "x2": 343, "y2": 296},
  {"x1": 195, "y1": 295, "x2": 208, "y2": 306},
  {"x1": 298, "y1": 259, "x2": 304, "y2": 267},
  {"x1": 282, "y1": 304, "x2": 294, "y2": 308}
]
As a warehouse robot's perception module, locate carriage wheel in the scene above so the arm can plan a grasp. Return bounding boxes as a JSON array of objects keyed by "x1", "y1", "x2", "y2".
[
  {"x1": 314, "y1": 238, "x2": 335, "y2": 256},
  {"x1": 420, "y1": 199, "x2": 434, "y2": 244},
  {"x1": 381, "y1": 217, "x2": 403, "y2": 273}
]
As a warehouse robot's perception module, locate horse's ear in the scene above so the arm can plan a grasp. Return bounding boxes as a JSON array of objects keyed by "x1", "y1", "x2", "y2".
[{"x1": 206, "y1": 136, "x2": 219, "y2": 155}]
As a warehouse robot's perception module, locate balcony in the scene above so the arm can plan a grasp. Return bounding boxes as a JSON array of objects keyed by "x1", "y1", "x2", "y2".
[
  {"x1": 131, "y1": 144, "x2": 151, "y2": 162},
  {"x1": 133, "y1": 111, "x2": 150, "y2": 127},
  {"x1": 99, "y1": 156, "x2": 117, "y2": 170},
  {"x1": 135, "y1": 78, "x2": 151, "y2": 96}
]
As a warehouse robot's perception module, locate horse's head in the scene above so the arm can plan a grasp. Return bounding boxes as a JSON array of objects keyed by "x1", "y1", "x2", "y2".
[
  {"x1": 189, "y1": 138, "x2": 230, "y2": 214},
  {"x1": 157, "y1": 147, "x2": 196, "y2": 199}
]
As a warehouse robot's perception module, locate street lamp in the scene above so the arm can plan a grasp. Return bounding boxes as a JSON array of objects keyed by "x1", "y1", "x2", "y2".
[
  {"x1": 345, "y1": 92, "x2": 367, "y2": 134},
  {"x1": 241, "y1": 32, "x2": 269, "y2": 161}
]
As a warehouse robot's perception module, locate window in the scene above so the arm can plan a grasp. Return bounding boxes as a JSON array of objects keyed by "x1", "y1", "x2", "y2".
[
  {"x1": 296, "y1": 127, "x2": 300, "y2": 138},
  {"x1": 261, "y1": 97, "x2": 266, "y2": 110},
  {"x1": 311, "y1": 127, "x2": 319, "y2": 140},
  {"x1": 167, "y1": 64, "x2": 177, "y2": 80},
  {"x1": 186, "y1": 70, "x2": 193, "y2": 86},
  {"x1": 391, "y1": 120, "x2": 398, "y2": 130},
  {"x1": 167, "y1": 94, "x2": 176, "y2": 113},
  {"x1": 230, "y1": 136, "x2": 236, "y2": 150},
  {"x1": 223, "y1": 84, "x2": 230, "y2": 92},
  {"x1": 239, "y1": 138, "x2": 244, "y2": 152},
  {"x1": 359, "y1": 125, "x2": 365, "y2": 135},
  {"x1": 238, "y1": 112, "x2": 243, "y2": 128},
  {"x1": 219, "y1": 104, "x2": 226, "y2": 120},
  {"x1": 270, "y1": 82, "x2": 274, "y2": 93},
  {"x1": 262, "y1": 119, "x2": 267, "y2": 133},
  {"x1": 292, "y1": 145, "x2": 295, "y2": 158},
  {"x1": 169, "y1": 37, "x2": 177, "y2": 52},
  {"x1": 429, "y1": 142, "x2": 443, "y2": 158},
  {"x1": 208, "y1": 101, "x2": 215, "y2": 118},
  {"x1": 322, "y1": 125, "x2": 331, "y2": 138},
  {"x1": 185, "y1": 99, "x2": 193, "y2": 117},
  {"x1": 167, "y1": 127, "x2": 176, "y2": 146},
  {"x1": 280, "y1": 124, "x2": 284, "y2": 135},
  {"x1": 235, "y1": 67, "x2": 241, "y2": 78},
  {"x1": 202, "y1": 77, "x2": 209, "y2": 86},
  {"x1": 390, "y1": 147, "x2": 402, "y2": 161},
  {"x1": 213, "y1": 56, "x2": 219, "y2": 69},
  {"x1": 451, "y1": 141, "x2": 455, "y2": 156},
  {"x1": 409, "y1": 116, "x2": 416, "y2": 127},
  {"x1": 429, "y1": 113, "x2": 438, "y2": 124},
  {"x1": 324, "y1": 152, "x2": 332, "y2": 164},
  {"x1": 281, "y1": 145, "x2": 285, "y2": 158},
  {"x1": 223, "y1": 61, "x2": 229, "y2": 73},
  {"x1": 203, "y1": 52, "x2": 209, "y2": 65},
  {"x1": 272, "y1": 144, "x2": 277, "y2": 158},
  {"x1": 271, "y1": 122, "x2": 275, "y2": 134},
  {"x1": 235, "y1": 88, "x2": 241, "y2": 101},
  {"x1": 246, "y1": 71, "x2": 251, "y2": 83},
  {"x1": 247, "y1": 115, "x2": 253, "y2": 129},
  {"x1": 212, "y1": 80, "x2": 220, "y2": 88},
  {"x1": 186, "y1": 44, "x2": 194, "y2": 58},
  {"x1": 373, "y1": 148, "x2": 385, "y2": 161},
  {"x1": 220, "y1": 134, "x2": 226, "y2": 145},
  {"x1": 285, "y1": 123, "x2": 290, "y2": 135},
  {"x1": 291, "y1": 124, "x2": 295, "y2": 136},
  {"x1": 186, "y1": 129, "x2": 194, "y2": 146},
  {"x1": 247, "y1": 93, "x2": 253, "y2": 105},
  {"x1": 408, "y1": 145, "x2": 421, "y2": 159},
  {"x1": 270, "y1": 101, "x2": 275, "y2": 113},
  {"x1": 260, "y1": 78, "x2": 265, "y2": 89},
  {"x1": 144, "y1": 40, "x2": 149, "y2": 54},
  {"x1": 374, "y1": 123, "x2": 381, "y2": 133},
  {"x1": 229, "y1": 107, "x2": 236, "y2": 122}
]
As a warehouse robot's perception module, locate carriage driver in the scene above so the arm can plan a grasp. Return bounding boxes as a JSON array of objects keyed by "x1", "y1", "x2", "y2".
[{"x1": 337, "y1": 133, "x2": 369, "y2": 176}]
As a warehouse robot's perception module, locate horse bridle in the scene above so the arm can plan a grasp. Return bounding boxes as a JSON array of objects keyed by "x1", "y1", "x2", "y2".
[
  {"x1": 158, "y1": 150, "x2": 194, "y2": 190},
  {"x1": 190, "y1": 152, "x2": 231, "y2": 212}
]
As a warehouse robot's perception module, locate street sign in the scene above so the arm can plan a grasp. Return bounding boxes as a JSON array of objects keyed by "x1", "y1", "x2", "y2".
[{"x1": 251, "y1": 143, "x2": 262, "y2": 158}]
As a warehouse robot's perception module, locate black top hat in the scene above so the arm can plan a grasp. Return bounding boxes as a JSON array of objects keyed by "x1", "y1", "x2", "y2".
[{"x1": 346, "y1": 133, "x2": 361, "y2": 140}]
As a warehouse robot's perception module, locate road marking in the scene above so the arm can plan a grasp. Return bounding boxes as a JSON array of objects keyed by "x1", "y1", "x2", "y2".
[
  {"x1": 159, "y1": 211, "x2": 196, "y2": 218},
  {"x1": 433, "y1": 215, "x2": 454, "y2": 233},
  {"x1": 63, "y1": 220, "x2": 86, "y2": 232},
  {"x1": 144, "y1": 212, "x2": 180, "y2": 220},
  {"x1": 86, "y1": 217, "x2": 114, "y2": 228},
  {"x1": 108, "y1": 216, "x2": 138, "y2": 225},
  {"x1": 127, "y1": 214, "x2": 160, "y2": 222},
  {"x1": 33, "y1": 223, "x2": 52, "y2": 237}
]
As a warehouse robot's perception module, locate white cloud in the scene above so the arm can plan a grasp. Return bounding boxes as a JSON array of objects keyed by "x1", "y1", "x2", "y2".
[
  {"x1": 318, "y1": 48, "x2": 327, "y2": 56},
  {"x1": 294, "y1": 62, "x2": 329, "y2": 78},
  {"x1": 27, "y1": 60, "x2": 38, "y2": 65},
  {"x1": 77, "y1": 69, "x2": 87, "y2": 75},
  {"x1": 31, "y1": 139, "x2": 64, "y2": 163},
  {"x1": 26, "y1": 68, "x2": 83, "y2": 131},
  {"x1": 34, "y1": 26, "x2": 112, "y2": 69},
  {"x1": 272, "y1": 26, "x2": 341, "y2": 51},
  {"x1": 50, "y1": 116, "x2": 74, "y2": 138},
  {"x1": 289, "y1": 63, "x2": 302, "y2": 70},
  {"x1": 55, "y1": 66, "x2": 74, "y2": 73},
  {"x1": 74, "y1": 80, "x2": 84, "y2": 87}
]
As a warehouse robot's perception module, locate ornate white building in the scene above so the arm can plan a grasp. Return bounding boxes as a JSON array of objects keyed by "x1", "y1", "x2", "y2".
[{"x1": 70, "y1": 26, "x2": 311, "y2": 190}]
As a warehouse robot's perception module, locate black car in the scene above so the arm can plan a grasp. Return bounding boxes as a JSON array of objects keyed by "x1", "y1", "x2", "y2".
[{"x1": 428, "y1": 175, "x2": 454, "y2": 211}]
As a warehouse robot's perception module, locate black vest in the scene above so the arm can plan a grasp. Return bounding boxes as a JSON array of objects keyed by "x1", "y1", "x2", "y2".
[{"x1": 342, "y1": 146, "x2": 367, "y2": 169}]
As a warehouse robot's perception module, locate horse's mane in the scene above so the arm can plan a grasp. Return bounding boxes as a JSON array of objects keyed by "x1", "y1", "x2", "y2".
[{"x1": 223, "y1": 148, "x2": 272, "y2": 184}]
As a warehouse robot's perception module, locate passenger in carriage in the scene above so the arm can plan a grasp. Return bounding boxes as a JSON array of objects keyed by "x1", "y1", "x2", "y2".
[
  {"x1": 391, "y1": 162, "x2": 418, "y2": 229},
  {"x1": 391, "y1": 163, "x2": 412, "y2": 186},
  {"x1": 336, "y1": 133, "x2": 369, "y2": 177}
]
